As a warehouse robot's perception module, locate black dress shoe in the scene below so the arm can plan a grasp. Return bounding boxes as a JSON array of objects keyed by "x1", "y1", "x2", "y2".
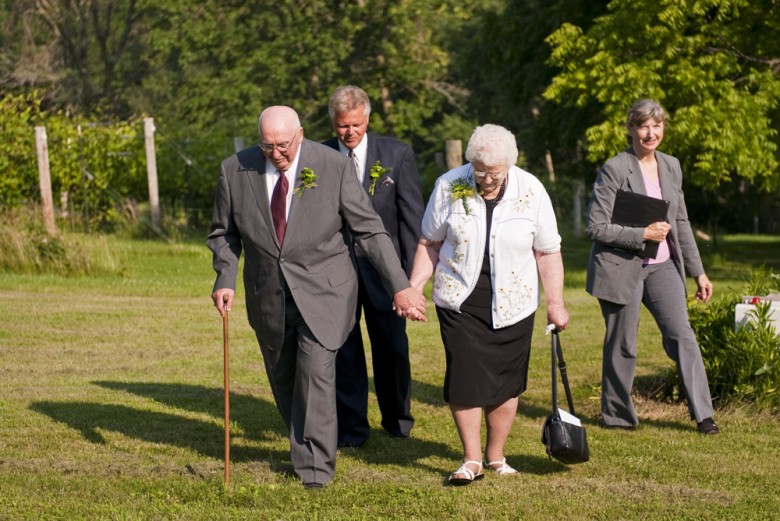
[
  {"x1": 697, "y1": 417, "x2": 720, "y2": 435},
  {"x1": 337, "y1": 438, "x2": 367, "y2": 448},
  {"x1": 385, "y1": 430, "x2": 409, "y2": 439},
  {"x1": 303, "y1": 482, "x2": 324, "y2": 490}
]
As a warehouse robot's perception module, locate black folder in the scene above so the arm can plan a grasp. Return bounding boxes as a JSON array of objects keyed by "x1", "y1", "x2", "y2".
[{"x1": 611, "y1": 189, "x2": 670, "y2": 258}]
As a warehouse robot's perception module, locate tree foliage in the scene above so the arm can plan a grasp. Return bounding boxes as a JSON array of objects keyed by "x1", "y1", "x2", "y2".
[
  {"x1": 544, "y1": 0, "x2": 780, "y2": 190},
  {"x1": 0, "y1": 92, "x2": 43, "y2": 207},
  {"x1": 0, "y1": 92, "x2": 145, "y2": 229},
  {"x1": 456, "y1": 0, "x2": 608, "y2": 180},
  {"x1": 1, "y1": 0, "x2": 779, "y2": 232}
]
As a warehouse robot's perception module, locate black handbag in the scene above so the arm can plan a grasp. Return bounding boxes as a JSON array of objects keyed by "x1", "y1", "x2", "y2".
[{"x1": 541, "y1": 328, "x2": 590, "y2": 464}]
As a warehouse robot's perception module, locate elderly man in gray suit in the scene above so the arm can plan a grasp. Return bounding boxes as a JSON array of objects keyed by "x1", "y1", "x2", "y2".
[{"x1": 207, "y1": 105, "x2": 426, "y2": 489}]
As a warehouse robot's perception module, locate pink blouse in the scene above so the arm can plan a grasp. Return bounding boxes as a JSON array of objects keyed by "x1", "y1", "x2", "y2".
[{"x1": 642, "y1": 171, "x2": 671, "y2": 265}]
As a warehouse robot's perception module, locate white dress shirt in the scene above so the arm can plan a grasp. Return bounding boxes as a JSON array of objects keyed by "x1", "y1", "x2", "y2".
[{"x1": 337, "y1": 135, "x2": 368, "y2": 183}]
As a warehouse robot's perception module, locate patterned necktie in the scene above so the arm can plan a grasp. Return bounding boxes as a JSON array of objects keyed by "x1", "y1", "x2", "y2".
[
  {"x1": 270, "y1": 170, "x2": 288, "y2": 246},
  {"x1": 348, "y1": 149, "x2": 360, "y2": 179}
]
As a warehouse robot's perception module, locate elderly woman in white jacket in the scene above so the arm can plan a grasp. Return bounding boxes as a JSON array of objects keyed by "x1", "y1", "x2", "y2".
[{"x1": 410, "y1": 124, "x2": 569, "y2": 485}]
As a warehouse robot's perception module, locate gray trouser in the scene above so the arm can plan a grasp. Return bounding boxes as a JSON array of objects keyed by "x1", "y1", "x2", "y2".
[
  {"x1": 259, "y1": 297, "x2": 338, "y2": 486},
  {"x1": 599, "y1": 260, "x2": 714, "y2": 426}
]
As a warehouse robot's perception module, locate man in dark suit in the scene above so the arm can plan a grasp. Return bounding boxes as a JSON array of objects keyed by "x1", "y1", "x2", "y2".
[
  {"x1": 323, "y1": 86, "x2": 424, "y2": 447},
  {"x1": 207, "y1": 105, "x2": 425, "y2": 489}
]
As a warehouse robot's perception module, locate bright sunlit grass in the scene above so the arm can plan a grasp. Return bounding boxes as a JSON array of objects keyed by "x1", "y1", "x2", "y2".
[{"x1": 1, "y1": 231, "x2": 779, "y2": 519}]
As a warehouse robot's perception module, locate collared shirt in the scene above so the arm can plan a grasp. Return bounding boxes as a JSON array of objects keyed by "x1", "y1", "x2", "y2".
[
  {"x1": 422, "y1": 164, "x2": 562, "y2": 328},
  {"x1": 264, "y1": 147, "x2": 301, "y2": 220},
  {"x1": 337, "y1": 134, "x2": 368, "y2": 183},
  {"x1": 641, "y1": 170, "x2": 671, "y2": 265}
]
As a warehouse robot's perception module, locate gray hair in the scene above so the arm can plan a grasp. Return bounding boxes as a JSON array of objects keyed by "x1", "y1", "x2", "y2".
[
  {"x1": 626, "y1": 99, "x2": 667, "y2": 144},
  {"x1": 328, "y1": 85, "x2": 372, "y2": 121},
  {"x1": 465, "y1": 124, "x2": 518, "y2": 168}
]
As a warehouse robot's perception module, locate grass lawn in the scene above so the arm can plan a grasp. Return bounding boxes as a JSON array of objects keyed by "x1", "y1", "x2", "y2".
[{"x1": 1, "y1": 231, "x2": 779, "y2": 520}]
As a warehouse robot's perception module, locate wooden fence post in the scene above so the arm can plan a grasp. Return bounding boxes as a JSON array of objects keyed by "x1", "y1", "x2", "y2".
[
  {"x1": 144, "y1": 117, "x2": 161, "y2": 231},
  {"x1": 35, "y1": 126, "x2": 57, "y2": 236},
  {"x1": 445, "y1": 140, "x2": 462, "y2": 171}
]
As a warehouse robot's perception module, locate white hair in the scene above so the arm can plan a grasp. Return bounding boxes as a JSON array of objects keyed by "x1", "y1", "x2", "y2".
[{"x1": 464, "y1": 124, "x2": 518, "y2": 168}]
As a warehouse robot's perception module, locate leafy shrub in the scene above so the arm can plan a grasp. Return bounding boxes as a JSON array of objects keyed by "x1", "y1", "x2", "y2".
[
  {"x1": 0, "y1": 93, "x2": 43, "y2": 207},
  {"x1": 683, "y1": 268, "x2": 780, "y2": 409}
]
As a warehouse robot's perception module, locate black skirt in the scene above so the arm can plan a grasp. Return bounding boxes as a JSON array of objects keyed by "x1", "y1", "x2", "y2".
[{"x1": 437, "y1": 305, "x2": 534, "y2": 407}]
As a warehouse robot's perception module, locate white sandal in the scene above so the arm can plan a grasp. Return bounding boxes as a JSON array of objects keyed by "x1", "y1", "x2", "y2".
[
  {"x1": 448, "y1": 460, "x2": 485, "y2": 485},
  {"x1": 486, "y1": 457, "x2": 518, "y2": 476}
]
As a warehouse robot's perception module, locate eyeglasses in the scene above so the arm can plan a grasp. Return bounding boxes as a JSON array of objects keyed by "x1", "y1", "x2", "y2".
[
  {"x1": 473, "y1": 168, "x2": 506, "y2": 181},
  {"x1": 260, "y1": 128, "x2": 300, "y2": 153}
]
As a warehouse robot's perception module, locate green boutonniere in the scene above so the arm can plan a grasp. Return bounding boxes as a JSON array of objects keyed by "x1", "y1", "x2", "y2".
[
  {"x1": 293, "y1": 167, "x2": 318, "y2": 198},
  {"x1": 368, "y1": 160, "x2": 391, "y2": 196},
  {"x1": 450, "y1": 176, "x2": 479, "y2": 215}
]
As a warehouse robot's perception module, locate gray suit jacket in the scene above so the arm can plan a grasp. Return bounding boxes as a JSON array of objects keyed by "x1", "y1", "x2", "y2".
[
  {"x1": 585, "y1": 148, "x2": 705, "y2": 305},
  {"x1": 207, "y1": 139, "x2": 410, "y2": 350}
]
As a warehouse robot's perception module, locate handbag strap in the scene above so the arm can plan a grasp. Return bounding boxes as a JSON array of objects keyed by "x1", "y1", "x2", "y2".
[{"x1": 550, "y1": 329, "x2": 577, "y2": 417}]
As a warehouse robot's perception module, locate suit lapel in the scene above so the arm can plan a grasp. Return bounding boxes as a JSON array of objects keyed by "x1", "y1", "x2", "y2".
[
  {"x1": 362, "y1": 134, "x2": 376, "y2": 192},
  {"x1": 657, "y1": 154, "x2": 674, "y2": 199},
  {"x1": 625, "y1": 149, "x2": 648, "y2": 196},
  {"x1": 657, "y1": 153, "x2": 677, "y2": 232},
  {"x1": 284, "y1": 140, "x2": 315, "y2": 249},
  {"x1": 242, "y1": 146, "x2": 277, "y2": 246}
]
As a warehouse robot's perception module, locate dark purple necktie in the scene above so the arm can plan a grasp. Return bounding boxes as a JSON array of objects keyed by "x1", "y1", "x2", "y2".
[{"x1": 271, "y1": 171, "x2": 288, "y2": 246}]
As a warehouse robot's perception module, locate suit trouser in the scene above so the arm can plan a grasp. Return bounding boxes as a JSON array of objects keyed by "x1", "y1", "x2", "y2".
[
  {"x1": 599, "y1": 259, "x2": 714, "y2": 427},
  {"x1": 259, "y1": 297, "x2": 338, "y2": 485},
  {"x1": 336, "y1": 280, "x2": 414, "y2": 444}
]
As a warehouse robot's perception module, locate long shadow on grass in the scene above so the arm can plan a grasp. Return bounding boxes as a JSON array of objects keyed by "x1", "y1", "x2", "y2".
[
  {"x1": 92, "y1": 380, "x2": 287, "y2": 442},
  {"x1": 30, "y1": 381, "x2": 290, "y2": 466},
  {"x1": 30, "y1": 401, "x2": 235, "y2": 458},
  {"x1": 341, "y1": 429, "x2": 468, "y2": 477}
]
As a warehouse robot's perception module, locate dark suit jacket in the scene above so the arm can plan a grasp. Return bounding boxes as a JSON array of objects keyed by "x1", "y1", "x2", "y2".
[
  {"x1": 207, "y1": 139, "x2": 410, "y2": 350},
  {"x1": 323, "y1": 133, "x2": 424, "y2": 310},
  {"x1": 585, "y1": 148, "x2": 705, "y2": 305}
]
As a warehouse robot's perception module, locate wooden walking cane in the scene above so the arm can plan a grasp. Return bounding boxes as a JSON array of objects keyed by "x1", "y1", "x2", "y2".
[{"x1": 222, "y1": 294, "x2": 230, "y2": 486}]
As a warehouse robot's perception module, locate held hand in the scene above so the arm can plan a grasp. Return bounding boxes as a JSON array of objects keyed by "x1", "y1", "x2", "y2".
[
  {"x1": 393, "y1": 287, "x2": 427, "y2": 322},
  {"x1": 213, "y1": 288, "x2": 235, "y2": 317},
  {"x1": 694, "y1": 274, "x2": 713, "y2": 303},
  {"x1": 546, "y1": 303, "x2": 569, "y2": 332},
  {"x1": 643, "y1": 221, "x2": 671, "y2": 242}
]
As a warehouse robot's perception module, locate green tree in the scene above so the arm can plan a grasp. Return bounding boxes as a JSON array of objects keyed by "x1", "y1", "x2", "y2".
[
  {"x1": 135, "y1": 0, "x2": 473, "y2": 141},
  {"x1": 543, "y1": 0, "x2": 780, "y2": 192},
  {"x1": 0, "y1": 93, "x2": 43, "y2": 207},
  {"x1": 456, "y1": 0, "x2": 608, "y2": 181},
  {"x1": 0, "y1": 0, "x2": 149, "y2": 116},
  {"x1": 132, "y1": 0, "x2": 477, "y2": 195},
  {"x1": 0, "y1": 1, "x2": 493, "y2": 220}
]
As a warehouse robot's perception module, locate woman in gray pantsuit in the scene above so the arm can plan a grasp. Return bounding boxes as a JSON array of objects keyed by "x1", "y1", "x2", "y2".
[{"x1": 585, "y1": 99, "x2": 719, "y2": 435}]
